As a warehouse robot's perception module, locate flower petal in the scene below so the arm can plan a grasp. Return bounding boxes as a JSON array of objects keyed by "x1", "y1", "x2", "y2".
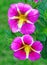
[
  {"x1": 29, "y1": 51, "x2": 41, "y2": 61},
  {"x1": 14, "y1": 50, "x2": 26, "y2": 60},
  {"x1": 8, "y1": 19, "x2": 19, "y2": 33},
  {"x1": 34, "y1": 0, "x2": 38, "y2": 3},
  {"x1": 23, "y1": 35, "x2": 34, "y2": 45},
  {"x1": 32, "y1": 41, "x2": 43, "y2": 51},
  {"x1": 11, "y1": 37, "x2": 23, "y2": 51},
  {"x1": 8, "y1": 4, "x2": 18, "y2": 17},
  {"x1": 20, "y1": 23, "x2": 35, "y2": 34},
  {"x1": 27, "y1": 9, "x2": 39, "y2": 23},
  {"x1": 17, "y1": 3, "x2": 32, "y2": 14}
]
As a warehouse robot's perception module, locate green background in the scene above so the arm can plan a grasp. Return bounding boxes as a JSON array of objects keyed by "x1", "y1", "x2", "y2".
[{"x1": 0, "y1": 0, "x2": 47, "y2": 65}]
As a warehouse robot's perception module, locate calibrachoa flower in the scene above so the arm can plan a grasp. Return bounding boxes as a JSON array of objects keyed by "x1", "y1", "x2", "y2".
[
  {"x1": 8, "y1": 3, "x2": 39, "y2": 34},
  {"x1": 10, "y1": 35, "x2": 43, "y2": 61},
  {"x1": 34, "y1": 0, "x2": 38, "y2": 3}
]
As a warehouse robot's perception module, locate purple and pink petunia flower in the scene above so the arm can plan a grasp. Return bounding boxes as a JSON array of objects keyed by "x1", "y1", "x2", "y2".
[
  {"x1": 10, "y1": 35, "x2": 43, "y2": 61},
  {"x1": 8, "y1": 3, "x2": 39, "y2": 34},
  {"x1": 34, "y1": 0, "x2": 38, "y2": 3},
  {"x1": 34, "y1": 0, "x2": 42, "y2": 3}
]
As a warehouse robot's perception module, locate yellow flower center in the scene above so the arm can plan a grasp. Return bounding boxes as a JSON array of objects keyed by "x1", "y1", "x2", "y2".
[
  {"x1": 9, "y1": 7, "x2": 33, "y2": 28},
  {"x1": 19, "y1": 14, "x2": 26, "y2": 20},
  {"x1": 18, "y1": 14, "x2": 27, "y2": 28},
  {"x1": 24, "y1": 45, "x2": 31, "y2": 58}
]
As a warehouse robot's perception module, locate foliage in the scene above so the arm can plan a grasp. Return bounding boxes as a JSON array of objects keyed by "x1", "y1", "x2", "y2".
[{"x1": 0, "y1": 0, "x2": 47, "y2": 65}]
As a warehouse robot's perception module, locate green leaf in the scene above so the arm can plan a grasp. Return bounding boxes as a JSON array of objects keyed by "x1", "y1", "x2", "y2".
[
  {"x1": 41, "y1": 38, "x2": 47, "y2": 59},
  {"x1": 36, "y1": 33, "x2": 46, "y2": 41}
]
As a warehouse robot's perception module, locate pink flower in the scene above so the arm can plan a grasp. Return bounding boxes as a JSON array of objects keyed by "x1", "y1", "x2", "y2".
[
  {"x1": 8, "y1": 3, "x2": 39, "y2": 34},
  {"x1": 34, "y1": 0, "x2": 38, "y2": 3},
  {"x1": 10, "y1": 35, "x2": 43, "y2": 61}
]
